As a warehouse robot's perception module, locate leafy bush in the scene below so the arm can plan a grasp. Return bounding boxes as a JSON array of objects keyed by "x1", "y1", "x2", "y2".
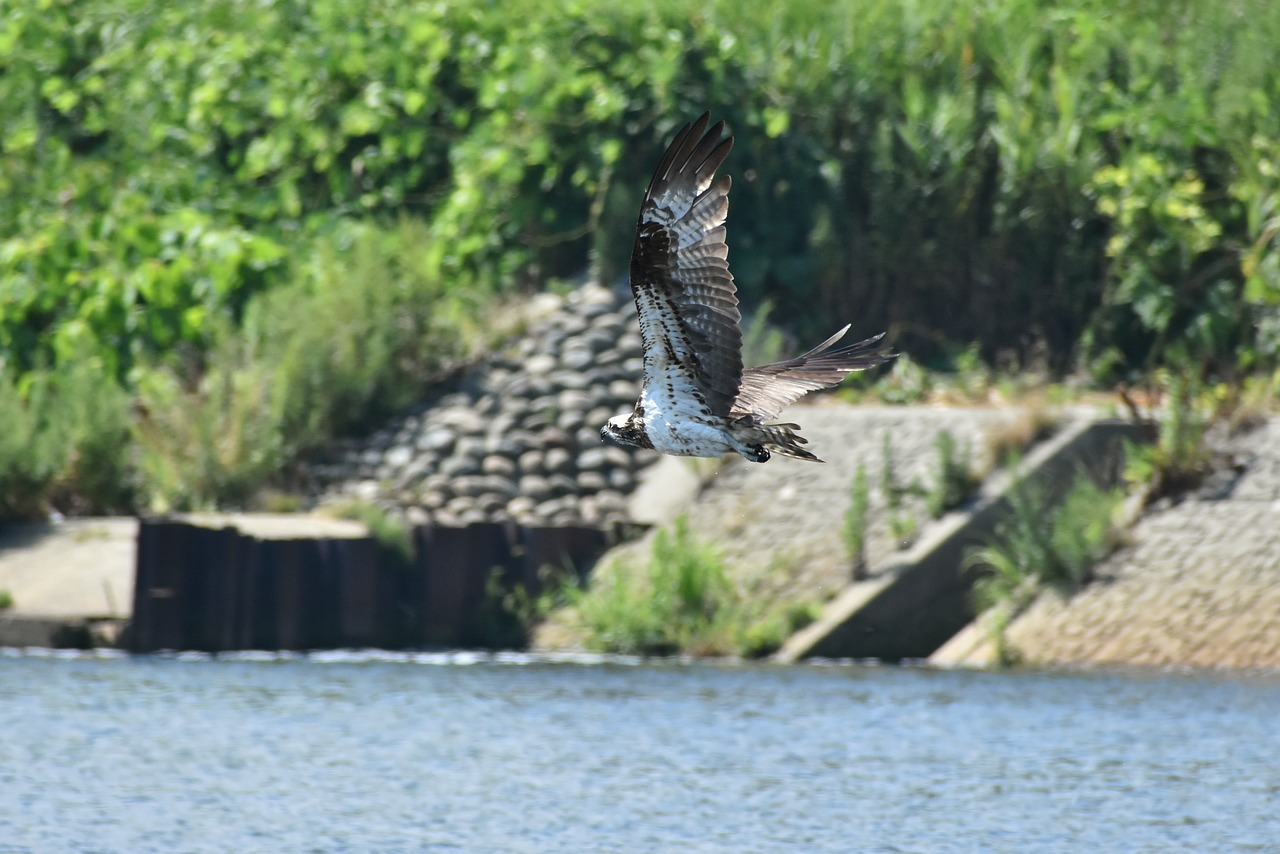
[
  {"x1": 5, "y1": 0, "x2": 1280, "y2": 514},
  {"x1": 8, "y1": 0, "x2": 1280, "y2": 379},
  {"x1": 570, "y1": 516, "x2": 805, "y2": 657}
]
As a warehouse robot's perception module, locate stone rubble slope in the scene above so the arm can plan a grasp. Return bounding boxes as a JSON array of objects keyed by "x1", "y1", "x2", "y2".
[{"x1": 309, "y1": 283, "x2": 657, "y2": 528}]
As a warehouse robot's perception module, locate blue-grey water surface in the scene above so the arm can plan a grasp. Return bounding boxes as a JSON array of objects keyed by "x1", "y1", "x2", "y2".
[{"x1": 1, "y1": 649, "x2": 1277, "y2": 853}]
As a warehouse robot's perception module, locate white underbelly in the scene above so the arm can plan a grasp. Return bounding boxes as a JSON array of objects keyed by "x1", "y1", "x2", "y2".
[{"x1": 640, "y1": 388, "x2": 732, "y2": 457}]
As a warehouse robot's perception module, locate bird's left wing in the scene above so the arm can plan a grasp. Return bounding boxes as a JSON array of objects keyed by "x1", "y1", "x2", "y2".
[{"x1": 629, "y1": 113, "x2": 743, "y2": 417}]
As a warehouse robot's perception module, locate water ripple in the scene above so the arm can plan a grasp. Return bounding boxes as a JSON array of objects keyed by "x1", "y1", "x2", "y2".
[{"x1": 0, "y1": 653, "x2": 1277, "y2": 852}]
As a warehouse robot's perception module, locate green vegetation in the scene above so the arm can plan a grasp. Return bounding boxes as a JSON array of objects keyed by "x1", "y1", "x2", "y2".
[
  {"x1": 926, "y1": 430, "x2": 980, "y2": 518},
  {"x1": 889, "y1": 512, "x2": 920, "y2": 549},
  {"x1": 1123, "y1": 374, "x2": 1213, "y2": 503},
  {"x1": 871, "y1": 428, "x2": 979, "y2": 554},
  {"x1": 474, "y1": 565, "x2": 572, "y2": 650},
  {"x1": 841, "y1": 464, "x2": 871, "y2": 577},
  {"x1": 132, "y1": 220, "x2": 483, "y2": 512},
  {"x1": 966, "y1": 470, "x2": 1126, "y2": 664},
  {"x1": 880, "y1": 432, "x2": 903, "y2": 510},
  {"x1": 4, "y1": 0, "x2": 1280, "y2": 518},
  {"x1": 326, "y1": 499, "x2": 414, "y2": 566},
  {"x1": 569, "y1": 516, "x2": 813, "y2": 657},
  {"x1": 0, "y1": 590, "x2": 13, "y2": 611}
]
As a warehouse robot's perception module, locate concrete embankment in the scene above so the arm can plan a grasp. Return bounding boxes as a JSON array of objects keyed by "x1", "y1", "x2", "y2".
[
  {"x1": 932, "y1": 416, "x2": 1280, "y2": 670},
  {"x1": 775, "y1": 418, "x2": 1144, "y2": 663},
  {"x1": 536, "y1": 403, "x2": 1095, "y2": 655},
  {"x1": 0, "y1": 518, "x2": 135, "y2": 647}
]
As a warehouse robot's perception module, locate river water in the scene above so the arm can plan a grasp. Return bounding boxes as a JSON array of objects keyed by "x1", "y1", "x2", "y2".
[{"x1": 1, "y1": 649, "x2": 1276, "y2": 853}]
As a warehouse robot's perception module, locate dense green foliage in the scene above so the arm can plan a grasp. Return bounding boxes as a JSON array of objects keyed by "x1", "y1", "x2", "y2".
[{"x1": 2, "y1": 0, "x2": 1279, "y2": 516}]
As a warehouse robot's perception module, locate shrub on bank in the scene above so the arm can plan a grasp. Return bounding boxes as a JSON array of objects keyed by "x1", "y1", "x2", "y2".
[{"x1": 569, "y1": 516, "x2": 813, "y2": 657}]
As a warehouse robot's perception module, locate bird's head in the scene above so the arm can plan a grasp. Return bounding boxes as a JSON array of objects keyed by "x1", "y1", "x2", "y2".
[{"x1": 601, "y1": 413, "x2": 648, "y2": 449}]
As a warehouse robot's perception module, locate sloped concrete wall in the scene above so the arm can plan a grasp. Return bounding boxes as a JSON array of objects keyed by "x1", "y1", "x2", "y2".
[{"x1": 776, "y1": 419, "x2": 1150, "y2": 663}]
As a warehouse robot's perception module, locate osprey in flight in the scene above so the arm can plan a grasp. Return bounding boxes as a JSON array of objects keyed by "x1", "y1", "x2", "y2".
[{"x1": 601, "y1": 113, "x2": 893, "y2": 463}]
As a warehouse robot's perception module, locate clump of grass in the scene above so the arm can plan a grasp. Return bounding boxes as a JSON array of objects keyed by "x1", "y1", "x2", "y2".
[
  {"x1": 738, "y1": 600, "x2": 822, "y2": 659},
  {"x1": 327, "y1": 500, "x2": 413, "y2": 566},
  {"x1": 841, "y1": 464, "x2": 870, "y2": 578},
  {"x1": 132, "y1": 219, "x2": 489, "y2": 512},
  {"x1": 570, "y1": 516, "x2": 804, "y2": 657},
  {"x1": 880, "y1": 431, "x2": 903, "y2": 510},
  {"x1": 926, "y1": 430, "x2": 979, "y2": 518},
  {"x1": 889, "y1": 512, "x2": 919, "y2": 549},
  {"x1": 966, "y1": 471, "x2": 1126, "y2": 664},
  {"x1": 0, "y1": 590, "x2": 13, "y2": 610},
  {"x1": 970, "y1": 474, "x2": 1124, "y2": 600},
  {"x1": 0, "y1": 369, "x2": 70, "y2": 520},
  {"x1": 1123, "y1": 373, "x2": 1212, "y2": 503},
  {"x1": 474, "y1": 564, "x2": 572, "y2": 650},
  {"x1": 133, "y1": 342, "x2": 285, "y2": 513}
]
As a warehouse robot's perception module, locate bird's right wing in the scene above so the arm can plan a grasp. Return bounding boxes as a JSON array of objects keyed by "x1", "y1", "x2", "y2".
[{"x1": 628, "y1": 114, "x2": 743, "y2": 418}]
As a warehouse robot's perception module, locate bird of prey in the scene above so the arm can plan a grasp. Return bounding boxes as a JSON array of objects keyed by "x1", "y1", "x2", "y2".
[{"x1": 601, "y1": 113, "x2": 893, "y2": 463}]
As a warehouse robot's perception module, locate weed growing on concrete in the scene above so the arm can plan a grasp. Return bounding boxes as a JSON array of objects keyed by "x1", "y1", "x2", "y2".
[
  {"x1": 327, "y1": 501, "x2": 413, "y2": 566},
  {"x1": 0, "y1": 590, "x2": 12, "y2": 610},
  {"x1": 970, "y1": 472, "x2": 1123, "y2": 599},
  {"x1": 1124, "y1": 373, "x2": 1211, "y2": 503},
  {"x1": 926, "y1": 430, "x2": 979, "y2": 518},
  {"x1": 966, "y1": 471, "x2": 1125, "y2": 660},
  {"x1": 889, "y1": 512, "x2": 919, "y2": 549},
  {"x1": 880, "y1": 431, "x2": 903, "y2": 510},
  {"x1": 984, "y1": 408, "x2": 1060, "y2": 469},
  {"x1": 842, "y1": 464, "x2": 870, "y2": 577}
]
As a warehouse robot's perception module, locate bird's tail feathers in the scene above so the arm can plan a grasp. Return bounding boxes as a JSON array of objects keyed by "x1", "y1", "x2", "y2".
[{"x1": 730, "y1": 418, "x2": 823, "y2": 463}]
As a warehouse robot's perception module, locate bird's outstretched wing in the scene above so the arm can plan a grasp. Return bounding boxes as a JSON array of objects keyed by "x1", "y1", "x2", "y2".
[
  {"x1": 732, "y1": 327, "x2": 894, "y2": 421},
  {"x1": 629, "y1": 113, "x2": 742, "y2": 417}
]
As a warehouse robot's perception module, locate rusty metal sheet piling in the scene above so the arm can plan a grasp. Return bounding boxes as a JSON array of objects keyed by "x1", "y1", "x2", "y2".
[{"x1": 130, "y1": 516, "x2": 616, "y2": 652}]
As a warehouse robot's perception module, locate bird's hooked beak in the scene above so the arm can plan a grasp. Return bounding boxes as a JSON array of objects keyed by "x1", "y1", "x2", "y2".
[{"x1": 601, "y1": 415, "x2": 633, "y2": 448}]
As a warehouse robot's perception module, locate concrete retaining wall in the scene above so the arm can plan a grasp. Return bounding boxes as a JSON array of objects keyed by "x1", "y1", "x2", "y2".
[{"x1": 776, "y1": 419, "x2": 1151, "y2": 663}]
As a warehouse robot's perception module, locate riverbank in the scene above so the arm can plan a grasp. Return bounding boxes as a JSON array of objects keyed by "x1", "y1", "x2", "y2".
[
  {"x1": 4, "y1": 411, "x2": 1279, "y2": 670},
  {"x1": 933, "y1": 415, "x2": 1280, "y2": 670}
]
